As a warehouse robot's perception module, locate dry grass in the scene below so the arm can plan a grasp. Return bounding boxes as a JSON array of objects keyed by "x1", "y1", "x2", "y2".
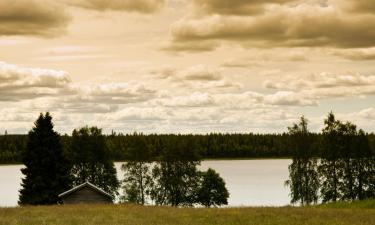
[{"x1": 1, "y1": 203, "x2": 375, "y2": 225}]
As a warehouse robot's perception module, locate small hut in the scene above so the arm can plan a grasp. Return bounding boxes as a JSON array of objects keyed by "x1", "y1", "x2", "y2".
[{"x1": 58, "y1": 182, "x2": 113, "y2": 204}]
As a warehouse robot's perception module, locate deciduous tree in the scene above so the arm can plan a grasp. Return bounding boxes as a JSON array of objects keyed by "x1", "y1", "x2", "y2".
[{"x1": 70, "y1": 126, "x2": 119, "y2": 199}]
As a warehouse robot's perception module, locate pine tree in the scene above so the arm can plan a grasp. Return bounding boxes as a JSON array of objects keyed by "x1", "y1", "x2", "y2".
[{"x1": 19, "y1": 112, "x2": 72, "y2": 205}]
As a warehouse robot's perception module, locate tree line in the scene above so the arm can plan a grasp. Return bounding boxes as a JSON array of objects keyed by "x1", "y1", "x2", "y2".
[
  {"x1": 19, "y1": 113, "x2": 229, "y2": 207},
  {"x1": 1, "y1": 131, "x2": 374, "y2": 164},
  {"x1": 2, "y1": 112, "x2": 375, "y2": 206},
  {"x1": 285, "y1": 113, "x2": 375, "y2": 205}
]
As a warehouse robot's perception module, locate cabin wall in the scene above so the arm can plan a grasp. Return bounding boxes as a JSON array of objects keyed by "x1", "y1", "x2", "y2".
[{"x1": 61, "y1": 186, "x2": 112, "y2": 204}]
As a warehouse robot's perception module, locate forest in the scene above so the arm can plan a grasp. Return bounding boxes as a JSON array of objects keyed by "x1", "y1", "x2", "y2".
[
  {"x1": 0, "y1": 131, "x2": 375, "y2": 164},
  {"x1": 2, "y1": 112, "x2": 375, "y2": 207}
]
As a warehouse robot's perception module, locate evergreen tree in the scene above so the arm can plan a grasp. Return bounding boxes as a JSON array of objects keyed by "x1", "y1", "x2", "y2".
[
  {"x1": 70, "y1": 126, "x2": 119, "y2": 199},
  {"x1": 121, "y1": 134, "x2": 152, "y2": 205},
  {"x1": 19, "y1": 112, "x2": 72, "y2": 205},
  {"x1": 197, "y1": 168, "x2": 229, "y2": 207},
  {"x1": 285, "y1": 116, "x2": 319, "y2": 205}
]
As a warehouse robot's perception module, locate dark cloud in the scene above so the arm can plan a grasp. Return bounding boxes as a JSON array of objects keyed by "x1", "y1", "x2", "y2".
[
  {"x1": 192, "y1": 0, "x2": 294, "y2": 15},
  {"x1": 343, "y1": 0, "x2": 375, "y2": 14},
  {"x1": 64, "y1": 0, "x2": 165, "y2": 13},
  {"x1": 0, "y1": 0, "x2": 70, "y2": 37},
  {"x1": 168, "y1": 1, "x2": 375, "y2": 51}
]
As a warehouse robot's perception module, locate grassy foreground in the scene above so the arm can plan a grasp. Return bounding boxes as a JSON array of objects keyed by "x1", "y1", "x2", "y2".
[{"x1": 1, "y1": 202, "x2": 375, "y2": 225}]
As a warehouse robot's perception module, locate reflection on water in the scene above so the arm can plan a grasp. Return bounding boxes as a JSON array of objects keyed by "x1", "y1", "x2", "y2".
[{"x1": 0, "y1": 159, "x2": 291, "y2": 207}]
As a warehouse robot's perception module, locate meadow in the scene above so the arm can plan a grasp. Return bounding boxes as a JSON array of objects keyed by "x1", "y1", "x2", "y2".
[{"x1": 1, "y1": 201, "x2": 375, "y2": 225}]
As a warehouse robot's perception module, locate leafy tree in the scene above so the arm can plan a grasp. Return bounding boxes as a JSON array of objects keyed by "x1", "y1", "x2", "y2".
[
  {"x1": 70, "y1": 126, "x2": 119, "y2": 198},
  {"x1": 197, "y1": 168, "x2": 229, "y2": 207},
  {"x1": 353, "y1": 130, "x2": 375, "y2": 200},
  {"x1": 19, "y1": 112, "x2": 72, "y2": 205},
  {"x1": 121, "y1": 134, "x2": 152, "y2": 205},
  {"x1": 318, "y1": 113, "x2": 375, "y2": 202},
  {"x1": 285, "y1": 116, "x2": 319, "y2": 205},
  {"x1": 319, "y1": 112, "x2": 345, "y2": 202},
  {"x1": 150, "y1": 136, "x2": 201, "y2": 206}
]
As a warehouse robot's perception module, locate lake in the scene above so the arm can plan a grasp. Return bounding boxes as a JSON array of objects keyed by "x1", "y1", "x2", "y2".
[{"x1": 0, "y1": 159, "x2": 292, "y2": 207}]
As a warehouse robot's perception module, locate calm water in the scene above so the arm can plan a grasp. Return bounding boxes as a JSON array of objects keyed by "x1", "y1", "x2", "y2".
[{"x1": 0, "y1": 159, "x2": 291, "y2": 207}]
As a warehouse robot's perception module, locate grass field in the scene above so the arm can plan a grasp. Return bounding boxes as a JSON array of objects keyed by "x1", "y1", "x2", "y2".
[{"x1": 1, "y1": 201, "x2": 375, "y2": 225}]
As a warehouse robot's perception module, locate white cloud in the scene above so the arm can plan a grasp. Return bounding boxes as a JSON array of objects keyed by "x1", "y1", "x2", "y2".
[{"x1": 0, "y1": 62, "x2": 71, "y2": 101}]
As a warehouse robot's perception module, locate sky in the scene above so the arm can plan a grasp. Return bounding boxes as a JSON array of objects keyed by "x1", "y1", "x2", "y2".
[{"x1": 0, "y1": 0, "x2": 375, "y2": 134}]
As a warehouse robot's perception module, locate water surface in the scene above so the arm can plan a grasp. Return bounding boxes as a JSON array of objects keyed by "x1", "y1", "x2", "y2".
[{"x1": 0, "y1": 159, "x2": 291, "y2": 207}]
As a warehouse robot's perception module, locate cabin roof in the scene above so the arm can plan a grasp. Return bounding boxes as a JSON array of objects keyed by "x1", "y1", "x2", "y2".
[{"x1": 58, "y1": 182, "x2": 112, "y2": 199}]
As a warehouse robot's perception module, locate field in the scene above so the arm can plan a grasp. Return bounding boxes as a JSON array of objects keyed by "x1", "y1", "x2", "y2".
[{"x1": 1, "y1": 201, "x2": 375, "y2": 225}]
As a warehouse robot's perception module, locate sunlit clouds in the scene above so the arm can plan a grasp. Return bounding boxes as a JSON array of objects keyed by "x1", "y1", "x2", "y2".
[{"x1": 0, "y1": 0, "x2": 374, "y2": 133}]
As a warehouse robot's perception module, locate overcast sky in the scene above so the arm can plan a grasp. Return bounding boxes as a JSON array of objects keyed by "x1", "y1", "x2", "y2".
[{"x1": 0, "y1": 0, "x2": 375, "y2": 134}]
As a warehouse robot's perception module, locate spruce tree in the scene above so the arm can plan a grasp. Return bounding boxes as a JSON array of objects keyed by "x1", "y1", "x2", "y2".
[{"x1": 19, "y1": 112, "x2": 72, "y2": 205}]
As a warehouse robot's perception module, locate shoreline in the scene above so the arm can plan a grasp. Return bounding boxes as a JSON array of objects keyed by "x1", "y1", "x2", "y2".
[{"x1": 0, "y1": 158, "x2": 292, "y2": 166}]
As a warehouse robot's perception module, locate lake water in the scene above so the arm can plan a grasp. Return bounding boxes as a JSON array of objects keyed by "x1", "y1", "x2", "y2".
[{"x1": 0, "y1": 159, "x2": 292, "y2": 207}]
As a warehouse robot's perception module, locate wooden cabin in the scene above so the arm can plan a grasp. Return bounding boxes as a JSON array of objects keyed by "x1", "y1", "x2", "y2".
[{"x1": 58, "y1": 182, "x2": 113, "y2": 204}]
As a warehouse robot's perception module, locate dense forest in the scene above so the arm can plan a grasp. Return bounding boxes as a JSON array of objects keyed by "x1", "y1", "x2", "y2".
[{"x1": 1, "y1": 132, "x2": 374, "y2": 164}]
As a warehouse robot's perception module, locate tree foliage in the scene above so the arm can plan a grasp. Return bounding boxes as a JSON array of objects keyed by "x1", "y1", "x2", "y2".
[
  {"x1": 19, "y1": 113, "x2": 72, "y2": 205},
  {"x1": 197, "y1": 168, "x2": 229, "y2": 207},
  {"x1": 319, "y1": 113, "x2": 375, "y2": 202},
  {"x1": 121, "y1": 134, "x2": 152, "y2": 205},
  {"x1": 285, "y1": 116, "x2": 319, "y2": 205},
  {"x1": 150, "y1": 135, "x2": 201, "y2": 206},
  {"x1": 69, "y1": 126, "x2": 119, "y2": 199}
]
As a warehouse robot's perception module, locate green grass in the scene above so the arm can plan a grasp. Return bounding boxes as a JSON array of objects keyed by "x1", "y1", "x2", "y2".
[
  {"x1": 317, "y1": 199, "x2": 375, "y2": 209},
  {"x1": 1, "y1": 202, "x2": 375, "y2": 225}
]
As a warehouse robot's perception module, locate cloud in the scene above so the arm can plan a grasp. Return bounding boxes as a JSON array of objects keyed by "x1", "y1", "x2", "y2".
[
  {"x1": 36, "y1": 46, "x2": 112, "y2": 62},
  {"x1": 161, "y1": 40, "x2": 219, "y2": 52},
  {"x1": 152, "y1": 92, "x2": 215, "y2": 107},
  {"x1": 341, "y1": 0, "x2": 375, "y2": 14},
  {"x1": 168, "y1": 1, "x2": 375, "y2": 51},
  {"x1": 263, "y1": 72, "x2": 375, "y2": 101},
  {"x1": 68, "y1": 82, "x2": 157, "y2": 104},
  {"x1": 0, "y1": 0, "x2": 70, "y2": 37},
  {"x1": 101, "y1": 106, "x2": 169, "y2": 121},
  {"x1": 0, "y1": 62, "x2": 157, "y2": 106},
  {"x1": 192, "y1": 0, "x2": 294, "y2": 15},
  {"x1": 178, "y1": 65, "x2": 222, "y2": 81},
  {"x1": 151, "y1": 65, "x2": 242, "y2": 90},
  {"x1": 264, "y1": 73, "x2": 375, "y2": 90},
  {"x1": 64, "y1": 0, "x2": 165, "y2": 13},
  {"x1": 151, "y1": 90, "x2": 317, "y2": 109},
  {"x1": 354, "y1": 108, "x2": 375, "y2": 120},
  {"x1": 333, "y1": 48, "x2": 375, "y2": 60},
  {"x1": 222, "y1": 50, "x2": 308, "y2": 67},
  {"x1": 0, "y1": 62, "x2": 71, "y2": 101}
]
